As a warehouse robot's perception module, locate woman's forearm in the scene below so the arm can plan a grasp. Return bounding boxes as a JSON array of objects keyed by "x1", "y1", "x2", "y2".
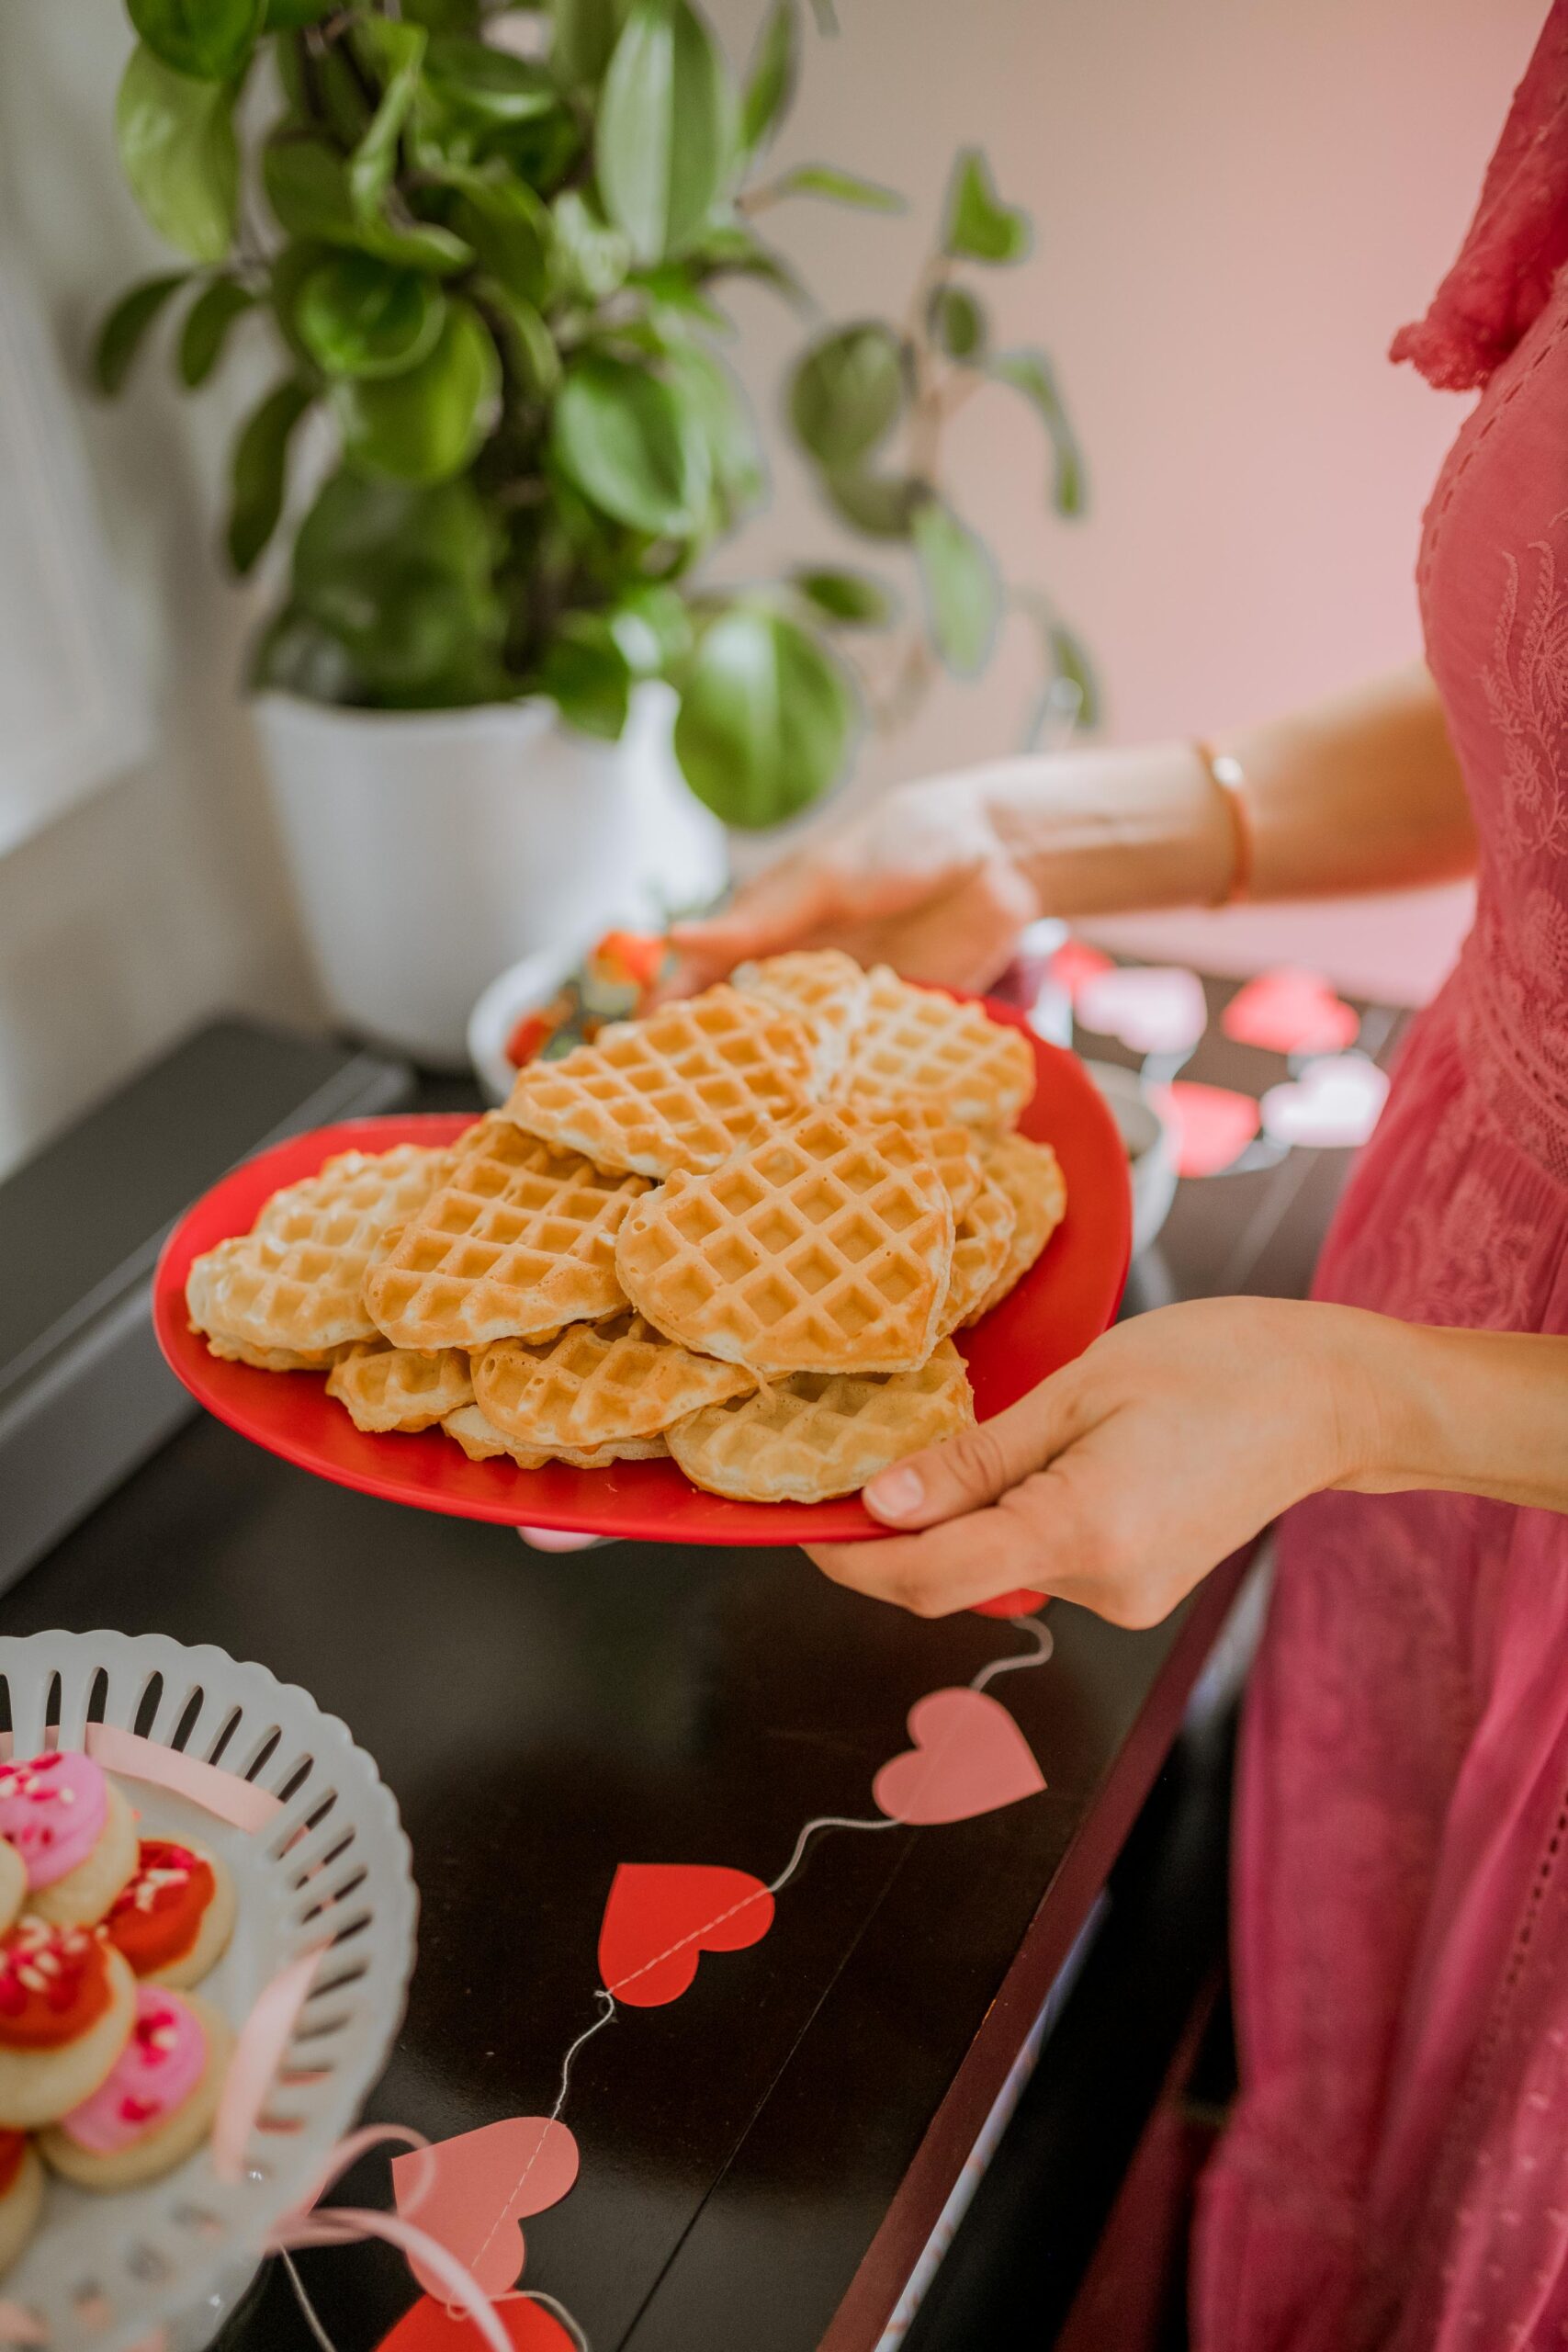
[
  {"x1": 967, "y1": 662, "x2": 1477, "y2": 918},
  {"x1": 1341, "y1": 1314, "x2": 1568, "y2": 1514}
]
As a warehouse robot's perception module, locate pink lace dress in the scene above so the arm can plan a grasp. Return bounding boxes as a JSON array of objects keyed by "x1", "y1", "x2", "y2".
[{"x1": 1193, "y1": 11, "x2": 1568, "y2": 2348}]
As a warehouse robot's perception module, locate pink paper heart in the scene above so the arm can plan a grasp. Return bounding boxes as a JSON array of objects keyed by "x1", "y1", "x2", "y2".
[
  {"x1": 1222, "y1": 967, "x2": 1359, "y2": 1056},
  {"x1": 1260, "y1": 1053, "x2": 1389, "y2": 1148},
  {"x1": 1075, "y1": 966, "x2": 1208, "y2": 1057},
  {"x1": 1150, "y1": 1080, "x2": 1260, "y2": 1178},
  {"x1": 873, "y1": 1688, "x2": 1045, "y2": 1826},
  {"x1": 1046, "y1": 939, "x2": 1115, "y2": 1003},
  {"x1": 391, "y1": 2117, "x2": 581, "y2": 2301}
]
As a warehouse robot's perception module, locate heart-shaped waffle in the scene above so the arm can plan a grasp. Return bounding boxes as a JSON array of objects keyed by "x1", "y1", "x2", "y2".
[
  {"x1": 473, "y1": 1312, "x2": 754, "y2": 1452},
  {"x1": 444, "y1": 1405, "x2": 669, "y2": 1469},
  {"x1": 327, "y1": 1343, "x2": 475, "y2": 1433},
  {"x1": 840, "y1": 1095, "x2": 984, "y2": 1219},
  {"x1": 615, "y1": 1109, "x2": 953, "y2": 1376},
  {"x1": 840, "y1": 967, "x2": 1036, "y2": 1129},
  {"x1": 976, "y1": 1134, "x2": 1067, "y2": 1316},
  {"x1": 939, "y1": 1177, "x2": 1018, "y2": 1335},
  {"x1": 364, "y1": 1116, "x2": 648, "y2": 1350},
  {"x1": 503, "y1": 986, "x2": 817, "y2": 1179},
  {"x1": 186, "y1": 1143, "x2": 458, "y2": 1360},
  {"x1": 732, "y1": 950, "x2": 871, "y2": 1088},
  {"x1": 668, "y1": 1340, "x2": 975, "y2": 1503}
]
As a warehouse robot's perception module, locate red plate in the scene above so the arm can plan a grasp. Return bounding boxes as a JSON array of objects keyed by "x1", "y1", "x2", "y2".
[{"x1": 152, "y1": 1003, "x2": 1130, "y2": 1544}]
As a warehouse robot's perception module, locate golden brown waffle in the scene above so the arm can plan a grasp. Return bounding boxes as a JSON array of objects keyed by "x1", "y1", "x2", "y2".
[
  {"x1": 444, "y1": 1405, "x2": 669, "y2": 1468},
  {"x1": 840, "y1": 1096, "x2": 984, "y2": 1219},
  {"x1": 668, "y1": 1340, "x2": 975, "y2": 1502},
  {"x1": 940, "y1": 1177, "x2": 1019, "y2": 1334},
  {"x1": 840, "y1": 967, "x2": 1035, "y2": 1129},
  {"x1": 615, "y1": 1108, "x2": 953, "y2": 1376},
  {"x1": 327, "y1": 1342, "x2": 474, "y2": 1432},
  {"x1": 503, "y1": 986, "x2": 817, "y2": 1179},
  {"x1": 364, "y1": 1115, "x2": 648, "y2": 1350},
  {"x1": 976, "y1": 1134, "x2": 1067, "y2": 1316},
  {"x1": 202, "y1": 1329, "x2": 343, "y2": 1373},
  {"x1": 474, "y1": 1312, "x2": 753, "y2": 1453},
  {"x1": 732, "y1": 950, "x2": 870, "y2": 1087},
  {"x1": 186, "y1": 1144, "x2": 457, "y2": 1359}
]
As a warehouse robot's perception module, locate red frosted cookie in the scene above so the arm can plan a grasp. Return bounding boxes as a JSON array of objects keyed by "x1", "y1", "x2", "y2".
[
  {"x1": 40, "y1": 1985, "x2": 232, "y2": 2189},
  {"x1": 0, "y1": 1753, "x2": 138, "y2": 1928},
  {"x1": 104, "y1": 1838, "x2": 236, "y2": 1990},
  {"x1": 0, "y1": 2130, "x2": 42, "y2": 2278},
  {"x1": 0, "y1": 1917, "x2": 137, "y2": 2129}
]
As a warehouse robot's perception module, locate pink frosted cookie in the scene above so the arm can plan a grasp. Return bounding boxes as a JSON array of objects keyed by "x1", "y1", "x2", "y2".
[
  {"x1": 0, "y1": 1753, "x2": 138, "y2": 1927},
  {"x1": 41, "y1": 1985, "x2": 231, "y2": 2188},
  {"x1": 0, "y1": 2131, "x2": 42, "y2": 2277},
  {"x1": 104, "y1": 1838, "x2": 236, "y2": 1990},
  {"x1": 0, "y1": 1917, "x2": 138, "y2": 2129}
]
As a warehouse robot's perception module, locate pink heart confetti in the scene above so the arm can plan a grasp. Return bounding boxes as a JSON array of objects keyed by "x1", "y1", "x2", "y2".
[
  {"x1": 1046, "y1": 939, "x2": 1115, "y2": 1003},
  {"x1": 1149, "y1": 1080, "x2": 1260, "y2": 1178},
  {"x1": 1075, "y1": 966, "x2": 1208, "y2": 1057},
  {"x1": 1223, "y1": 967, "x2": 1359, "y2": 1056},
  {"x1": 1260, "y1": 1053, "x2": 1389, "y2": 1148},
  {"x1": 391, "y1": 2117, "x2": 581, "y2": 2301},
  {"x1": 873, "y1": 1688, "x2": 1045, "y2": 1826}
]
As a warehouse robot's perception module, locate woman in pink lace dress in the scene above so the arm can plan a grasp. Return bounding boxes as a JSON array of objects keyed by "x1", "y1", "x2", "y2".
[{"x1": 675, "y1": 8, "x2": 1568, "y2": 2341}]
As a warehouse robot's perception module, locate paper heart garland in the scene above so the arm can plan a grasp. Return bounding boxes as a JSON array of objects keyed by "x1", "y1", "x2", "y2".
[
  {"x1": 873, "y1": 1689, "x2": 1045, "y2": 1826},
  {"x1": 1074, "y1": 966, "x2": 1208, "y2": 1057},
  {"x1": 1222, "y1": 967, "x2": 1359, "y2": 1056},
  {"x1": 391, "y1": 2119, "x2": 581, "y2": 2301},
  {"x1": 1260, "y1": 1053, "x2": 1389, "y2": 1148},
  {"x1": 1150, "y1": 1080, "x2": 1260, "y2": 1179},
  {"x1": 378, "y1": 2294, "x2": 576, "y2": 2351},
  {"x1": 598, "y1": 1863, "x2": 774, "y2": 2007},
  {"x1": 1046, "y1": 939, "x2": 1115, "y2": 1003}
]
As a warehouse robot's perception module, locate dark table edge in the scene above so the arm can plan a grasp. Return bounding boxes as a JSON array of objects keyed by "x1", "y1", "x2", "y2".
[{"x1": 819, "y1": 1541, "x2": 1258, "y2": 2352}]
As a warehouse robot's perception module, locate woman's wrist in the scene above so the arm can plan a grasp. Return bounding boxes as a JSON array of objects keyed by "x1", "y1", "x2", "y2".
[{"x1": 975, "y1": 741, "x2": 1236, "y2": 918}]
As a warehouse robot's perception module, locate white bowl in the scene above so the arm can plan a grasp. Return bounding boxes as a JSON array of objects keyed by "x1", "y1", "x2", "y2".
[
  {"x1": 1082, "y1": 1059, "x2": 1179, "y2": 1257},
  {"x1": 0, "y1": 1629, "x2": 417, "y2": 2352}
]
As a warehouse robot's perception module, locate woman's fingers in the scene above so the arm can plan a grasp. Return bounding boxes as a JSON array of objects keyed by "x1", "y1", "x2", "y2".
[
  {"x1": 806, "y1": 1494, "x2": 1056, "y2": 1618},
  {"x1": 863, "y1": 1373, "x2": 1077, "y2": 1530},
  {"x1": 668, "y1": 856, "x2": 843, "y2": 981}
]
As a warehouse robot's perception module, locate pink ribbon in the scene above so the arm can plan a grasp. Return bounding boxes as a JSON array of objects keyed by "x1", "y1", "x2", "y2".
[{"x1": 85, "y1": 1725, "x2": 284, "y2": 1831}]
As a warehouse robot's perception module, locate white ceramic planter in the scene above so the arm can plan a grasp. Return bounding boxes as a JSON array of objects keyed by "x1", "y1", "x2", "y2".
[{"x1": 253, "y1": 682, "x2": 728, "y2": 1068}]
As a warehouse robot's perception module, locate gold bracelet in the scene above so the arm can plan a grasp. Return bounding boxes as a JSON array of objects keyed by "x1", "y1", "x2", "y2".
[{"x1": 1192, "y1": 737, "x2": 1254, "y2": 906}]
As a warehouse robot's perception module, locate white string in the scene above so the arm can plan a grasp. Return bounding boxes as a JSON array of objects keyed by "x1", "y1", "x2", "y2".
[
  {"x1": 970, "y1": 1616, "x2": 1054, "y2": 1691},
  {"x1": 518, "y1": 2289, "x2": 592, "y2": 2350},
  {"x1": 551, "y1": 1988, "x2": 616, "y2": 2120},
  {"x1": 280, "y1": 2249, "x2": 338, "y2": 2352},
  {"x1": 767, "y1": 1811, "x2": 900, "y2": 1894}
]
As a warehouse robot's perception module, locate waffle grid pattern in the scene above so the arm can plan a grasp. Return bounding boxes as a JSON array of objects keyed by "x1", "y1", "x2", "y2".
[
  {"x1": 977, "y1": 1135, "x2": 1068, "y2": 1317},
  {"x1": 327, "y1": 1344, "x2": 475, "y2": 1432},
  {"x1": 444, "y1": 1405, "x2": 669, "y2": 1469},
  {"x1": 474, "y1": 1313, "x2": 753, "y2": 1451},
  {"x1": 668, "y1": 1342, "x2": 975, "y2": 1503},
  {"x1": 842, "y1": 967, "x2": 1036, "y2": 1128},
  {"x1": 942, "y1": 1177, "x2": 1019, "y2": 1335},
  {"x1": 733, "y1": 951, "x2": 870, "y2": 1087}
]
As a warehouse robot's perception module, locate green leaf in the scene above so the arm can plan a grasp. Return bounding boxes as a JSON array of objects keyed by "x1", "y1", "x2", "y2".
[
  {"x1": 227, "y1": 378, "x2": 313, "y2": 573},
  {"x1": 633, "y1": 265, "x2": 729, "y2": 332},
  {"x1": 740, "y1": 0, "x2": 795, "y2": 156},
  {"x1": 264, "y1": 138, "x2": 474, "y2": 274},
  {"x1": 177, "y1": 275, "x2": 256, "y2": 386},
  {"x1": 129, "y1": 0, "x2": 263, "y2": 80},
  {"x1": 597, "y1": 0, "x2": 734, "y2": 264},
  {"x1": 788, "y1": 322, "x2": 904, "y2": 469},
  {"x1": 424, "y1": 34, "x2": 560, "y2": 124},
  {"x1": 912, "y1": 498, "x2": 1000, "y2": 676},
  {"x1": 348, "y1": 19, "x2": 427, "y2": 219},
  {"x1": 552, "y1": 352, "x2": 710, "y2": 534},
  {"x1": 764, "y1": 162, "x2": 901, "y2": 210},
  {"x1": 451, "y1": 175, "x2": 556, "y2": 308},
  {"x1": 400, "y1": 0, "x2": 482, "y2": 29},
  {"x1": 663, "y1": 340, "x2": 762, "y2": 516},
  {"x1": 297, "y1": 253, "x2": 446, "y2": 379},
  {"x1": 92, "y1": 271, "x2": 190, "y2": 394},
  {"x1": 333, "y1": 301, "x2": 499, "y2": 483},
  {"x1": 1049, "y1": 621, "x2": 1100, "y2": 729},
  {"x1": 792, "y1": 566, "x2": 895, "y2": 625},
  {"x1": 264, "y1": 0, "x2": 333, "y2": 25},
  {"x1": 822, "y1": 465, "x2": 924, "y2": 537},
  {"x1": 942, "y1": 148, "x2": 1030, "y2": 264},
  {"x1": 551, "y1": 188, "x2": 632, "y2": 303},
  {"x1": 536, "y1": 615, "x2": 632, "y2": 739},
  {"x1": 674, "y1": 605, "x2": 853, "y2": 826},
  {"x1": 551, "y1": 0, "x2": 632, "y2": 84},
  {"x1": 609, "y1": 580, "x2": 692, "y2": 673},
  {"x1": 928, "y1": 281, "x2": 985, "y2": 361},
  {"x1": 116, "y1": 44, "x2": 239, "y2": 263},
  {"x1": 987, "y1": 348, "x2": 1086, "y2": 515},
  {"x1": 688, "y1": 222, "x2": 809, "y2": 309},
  {"x1": 476, "y1": 277, "x2": 559, "y2": 396}
]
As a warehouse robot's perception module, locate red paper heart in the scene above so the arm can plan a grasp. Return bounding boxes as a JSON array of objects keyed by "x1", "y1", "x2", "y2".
[
  {"x1": 1150, "y1": 1080, "x2": 1260, "y2": 1178},
  {"x1": 378, "y1": 2294, "x2": 575, "y2": 2352},
  {"x1": 598, "y1": 1863, "x2": 774, "y2": 2007},
  {"x1": 1222, "y1": 967, "x2": 1359, "y2": 1056},
  {"x1": 873, "y1": 1688, "x2": 1045, "y2": 1825},
  {"x1": 391, "y1": 2118, "x2": 580, "y2": 2301}
]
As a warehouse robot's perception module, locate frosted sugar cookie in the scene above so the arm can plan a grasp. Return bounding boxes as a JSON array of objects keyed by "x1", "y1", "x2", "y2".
[
  {"x1": 103, "y1": 1838, "x2": 237, "y2": 1991},
  {"x1": 0, "y1": 1752, "x2": 138, "y2": 1928},
  {"x1": 0, "y1": 1918, "x2": 137, "y2": 2129},
  {"x1": 41, "y1": 1986, "x2": 231, "y2": 2188}
]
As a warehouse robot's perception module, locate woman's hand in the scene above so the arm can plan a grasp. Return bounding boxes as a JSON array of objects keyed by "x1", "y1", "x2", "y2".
[
  {"x1": 665, "y1": 775, "x2": 1043, "y2": 996},
  {"x1": 807, "y1": 1297, "x2": 1395, "y2": 1623}
]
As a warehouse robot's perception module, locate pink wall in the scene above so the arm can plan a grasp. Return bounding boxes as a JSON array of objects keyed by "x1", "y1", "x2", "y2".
[{"x1": 708, "y1": 0, "x2": 1543, "y2": 1003}]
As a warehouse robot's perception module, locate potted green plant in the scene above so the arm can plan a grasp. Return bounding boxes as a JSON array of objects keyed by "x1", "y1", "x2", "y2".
[{"x1": 97, "y1": 0, "x2": 1091, "y2": 1063}]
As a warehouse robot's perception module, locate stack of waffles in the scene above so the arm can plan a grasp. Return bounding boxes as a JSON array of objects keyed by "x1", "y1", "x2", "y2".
[{"x1": 185, "y1": 955, "x2": 1068, "y2": 1504}]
